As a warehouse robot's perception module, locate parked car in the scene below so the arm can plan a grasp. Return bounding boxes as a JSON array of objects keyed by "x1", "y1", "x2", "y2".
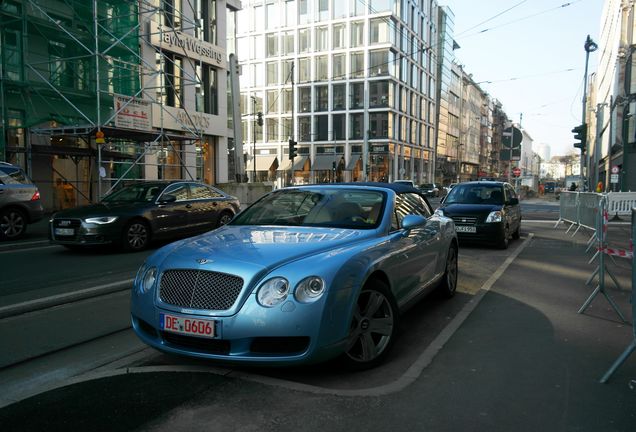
[
  {"x1": 393, "y1": 180, "x2": 415, "y2": 187},
  {"x1": 419, "y1": 183, "x2": 441, "y2": 197},
  {"x1": 0, "y1": 162, "x2": 44, "y2": 240},
  {"x1": 49, "y1": 181, "x2": 240, "y2": 251},
  {"x1": 435, "y1": 180, "x2": 521, "y2": 249},
  {"x1": 131, "y1": 183, "x2": 458, "y2": 369}
]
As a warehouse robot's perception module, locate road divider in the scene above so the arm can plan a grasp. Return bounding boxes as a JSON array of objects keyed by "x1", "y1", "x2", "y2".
[{"x1": 0, "y1": 279, "x2": 133, "y2": 319}]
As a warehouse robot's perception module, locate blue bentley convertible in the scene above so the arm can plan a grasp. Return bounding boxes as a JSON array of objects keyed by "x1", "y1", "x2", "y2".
[{"x1": 131, "y1": 183, "x2": 458, "y2": 369}]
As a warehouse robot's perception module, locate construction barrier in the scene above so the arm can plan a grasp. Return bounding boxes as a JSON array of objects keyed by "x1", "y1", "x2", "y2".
[
  {"x1": 607, "y1": 192, "x2": 636, "y2": 219},
  {"x1": 600, "y1": 207, "x2": 636, "y2": 383}
]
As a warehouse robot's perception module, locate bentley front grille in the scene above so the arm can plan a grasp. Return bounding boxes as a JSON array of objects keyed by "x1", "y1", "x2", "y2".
[{"x1": 159, "y1": 269, "x2": 244, "y2": 311}]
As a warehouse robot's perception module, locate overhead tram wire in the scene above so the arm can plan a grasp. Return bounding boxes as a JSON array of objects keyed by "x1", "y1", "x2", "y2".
[
  {"x1": 455, "y1": 0, "x2": 528, "y2": 37},
  {"x1": 457, "y1": 1, "x2": 583, "y2": 40}
]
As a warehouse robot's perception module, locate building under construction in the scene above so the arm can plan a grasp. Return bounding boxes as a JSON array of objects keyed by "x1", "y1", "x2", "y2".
[{"x1": 0, "y1": 0, "x2": 243, "y2": 211}]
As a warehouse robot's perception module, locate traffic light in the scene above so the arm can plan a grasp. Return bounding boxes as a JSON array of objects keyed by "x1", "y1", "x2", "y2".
[
  {"x1": 572, "y1": 123, "x2": 587, "y2": 153},
  {"x1": 288, "y1": 139, "x2": 298, "y2": 160},
  {"x1": 256, "y1": 111, "x2": 263, "y2": 127}
]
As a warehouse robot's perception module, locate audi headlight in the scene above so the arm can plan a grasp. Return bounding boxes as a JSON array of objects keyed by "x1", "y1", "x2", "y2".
[
  {"x1": 295, "y1": 276, "x2": 326, "y2": 303},
  {"x1": 256, "y1": 277, "x2": 289, "y2": 307},
  {"x1": 85, "y1": 216, "x2": 118, "y2": 224},
  {"x1": 140, "y1": 267, "x2": 157, "y2": 293},
  {"x1": 486, "y1": 211, "x2": 503, "y2": 223}
]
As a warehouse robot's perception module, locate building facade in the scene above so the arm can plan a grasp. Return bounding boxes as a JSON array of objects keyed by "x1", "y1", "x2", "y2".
[
  {"x1": 235, "y1": 0, "x2": 439, "y2": 187},
  {"x1": 0, "y1": 0, "x2": 240, "y2": 211}
]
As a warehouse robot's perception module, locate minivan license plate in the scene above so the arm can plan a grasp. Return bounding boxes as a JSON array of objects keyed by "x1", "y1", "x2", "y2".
[
  {"x1": 161, "y1": 313, "x2": 216, "y2": 338},
  {"x1": 455, "y1": 226, "x2": 476, "y2": 233}
]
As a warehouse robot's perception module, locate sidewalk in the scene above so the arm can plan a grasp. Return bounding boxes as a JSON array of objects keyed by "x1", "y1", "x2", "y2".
[{"x1": 0, "y1": 223, "x2": 633, "y2": 431}]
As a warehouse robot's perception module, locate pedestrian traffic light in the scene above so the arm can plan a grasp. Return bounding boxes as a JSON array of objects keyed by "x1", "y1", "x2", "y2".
[
  {"x1": 572, "y1": 123, "x2": 587, "y2": 153},
  {"x1": 256, "y1": 111, "x2": 263, "y2": 127},
  {"x1": 288, "y1": 139, "x2": 298, "y2": 160}
]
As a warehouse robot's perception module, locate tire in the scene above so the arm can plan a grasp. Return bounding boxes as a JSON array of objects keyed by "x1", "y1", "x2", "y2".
[
  {"x1": 498, "y1": 224, "x2": 509, "y2": 249},
  {"x1": 216, "y1": 211, "x2": 234, "y2": 228},
  {"x1": 341, "y1": 280, "x2": 398, "y2": 370},
  {"x1": 0, "y1": 208, "x2": 27, "y2": 240},
  {"x1": 512, "y1": 223, "x2": 521, "y2": 240},
  {"x1": 438, "y1": 244, "x2": 458, "y2": 298},
  {"x1": 122, "y1": 220, "x2": 151, "y2": 251}
]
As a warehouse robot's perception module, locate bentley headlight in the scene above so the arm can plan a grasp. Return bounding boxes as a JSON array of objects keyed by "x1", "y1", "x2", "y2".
[
  {"x1": 85, "y1": 216, "x2": 118, "y2": 224},
  {"x1": 256, "y1": 277, "x2": 289, "y2": 307},
  {"x1": 295, "y1": 276, "x2": 325, "y2": 303},
  {"x1": 141, "y1": 267, "x2": 157, "y2": 293},
  {"x1": 134, "y1": 263, "x2": 147, "y2": 288},
  {"x1": 486, "y1": 211, "x2": 503, "y2": 223}
]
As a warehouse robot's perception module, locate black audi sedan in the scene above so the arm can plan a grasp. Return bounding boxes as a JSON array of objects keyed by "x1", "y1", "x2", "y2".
[
  {"x1": 434, "y1": 180, "x2": 521, "y2": 249},
  {"x1": 50, "y1": 181, "x2": 240, "y2": 251}
]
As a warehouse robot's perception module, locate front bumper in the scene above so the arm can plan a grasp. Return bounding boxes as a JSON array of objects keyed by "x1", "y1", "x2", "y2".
[
  {"x1": 454, "y1": 222, "x2": 505, "y2": 244},
  {"x1": 49, "y1": 218, "x2": 120, "y2": 245}
]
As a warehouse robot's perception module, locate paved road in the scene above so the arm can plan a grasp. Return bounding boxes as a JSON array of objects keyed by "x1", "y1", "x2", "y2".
[{"x1": 0, "y1": 223, "x2": 633, "y2": 431}]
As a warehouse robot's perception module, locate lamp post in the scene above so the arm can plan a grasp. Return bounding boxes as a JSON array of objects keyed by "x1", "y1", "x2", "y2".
[{"x1": 581, "y1": 35, "x2": 598, "y2": 190}]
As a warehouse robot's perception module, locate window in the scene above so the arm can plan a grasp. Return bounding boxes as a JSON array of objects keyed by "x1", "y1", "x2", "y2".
[
  {"x1": 266, "y1": 61, "x2": 278, "y2": 85},
  {"x1": 190, "y1": 184, "x2": 221, "y2": 199},
  {"x1": 162, "y1": 183, "x2": 189, "y2": 201},
  {"x1": 333, "y1": 0, "x2": 346, "y2": 18},
  {"x1": 2, "y1": 30, "x2": 22, "y2": 81},
  {"x1": 267, "y1": 33, "x2": 278, "y2": 57},
  {"x1": 350, "y1": 51, "x2": 364, "y2": 78},
  {"x1": 315, "y1": 85, "x2": 328, "y2": 111},
  {"x1": 350, "y1": 113, "x2": 363, "y2": 139},
  {"x1": 332, "y1": 23, "x2": 345, "y2": 49},
  {"x1": 369, "y1": 49, "x2": 389, "y2": 77},
  {"x1": 318, "y1": 0, "x2": 329, "y2": 21},
  {"x1": 370, "y1": 18, "x2": 390, "y2": 44},
  {"x1": 299, "y1": 87, "x2": 311, "y2": 112},
  {"x1": 299, "y1": 116, "x2": 312, "y2": 141},
  {"x1": 316, "y1": 26, "x2": 328, "y2": 51},
  {"x1": 266, "y1": 90, "x2": 279, "y2": 113},
  {"x1": 350, "y1": 0, "x2": 366, "y2": 16},
  {"x1": 332, "y1": 53, "x2": 345, "y2": 80},
  {"x1": 282, "y1": 89, "x2": 293, "y2": 112},
  {"x1": 350, "y1": 82, "x2": 364, "y2": 109},
  {"x1": 316, "y1": 55, "x2": 328, "y2": 80},
  {"x1": 369, "y1": 113, "x2": 389, "y2": 138},
  {"x1": 194, "y1": 0, "x2": 216, "y2": 43},
  {"x1": 299, "y1": 0, "x2": 309, "y2": 24},
  {"x1": 283, "y1": 31, "x2": 295, "y2": 55},
  {"x1": 369, "y1": 81, "x2": 389, "y2": 108},
  {"x1": 267, "y1": 118, "x2": 279, "y2": 141},
  {"x1": 370, "y1": 0, "x2": 392, "y2": 13},
  {"x1": 163, "y1": 0, "x2": 182, "y2": 29},
  {"x1": 299, "y1": 57, "x2": 310, "y2": 82},
  {"x1": 299, "y1": 28, "x2": 310, "y2": 52},
  {"x1": 195, "y1": 64, "x2": 218, "y2": 114},
  {"x1": 393, "y1": 193, "x2": 432, "y2": 229},
  {"x1": 285, "y1": 0, "x2": 296, "y2": 26},
  {"x1": 266, "y1": 2, "x2": 279, "y2": 29},
  {"x1": 157, "y1": 53, "x2": 183, "y2": 108},
  {"x1": 333, "y1": 114, "x2": 346, "y2": 140},
  {"x1": 333, "y1": 84, "x2": 346, "y2": 110},
  {"x1": 351, "y1": 21, "x2": 365, "y2": 47},
  {"x1": 316, "y1": 115, "x2": 328, "y2": 141}
]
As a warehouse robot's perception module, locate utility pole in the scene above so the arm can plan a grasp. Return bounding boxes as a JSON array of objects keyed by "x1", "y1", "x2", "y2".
[
  {"x1": 290, "y1": 62, "x2": 295, "y2": 185},
  {"x1": 251, "y1": 95, "x2": 256, "y2": 182}
]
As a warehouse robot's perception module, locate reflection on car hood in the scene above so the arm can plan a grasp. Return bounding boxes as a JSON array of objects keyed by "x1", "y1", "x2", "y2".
[
  {"x1": 53, "y1": 202, "x2": 147, "y2": 218},
  {"x1": 165, "y1": 225, "x2": 372, "y2": 274}
]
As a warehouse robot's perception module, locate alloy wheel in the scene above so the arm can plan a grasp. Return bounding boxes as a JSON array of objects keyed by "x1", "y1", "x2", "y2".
[
  {"x1": 126, "y1": 222, "x2": 149, "y2": 250},
  {"x1": 0, "y1": 210, "x2": 26, "y2": 239}
]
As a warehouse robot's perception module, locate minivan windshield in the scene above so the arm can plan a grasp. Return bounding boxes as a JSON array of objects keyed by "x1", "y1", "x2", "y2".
[{"x1": 444, "y1": 184, "x2": 504, "y2": 205}]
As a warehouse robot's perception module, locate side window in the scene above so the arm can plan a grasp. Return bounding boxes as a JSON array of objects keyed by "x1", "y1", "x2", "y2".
[
  {"x1": 190, "y1": 184, "x2": 214, "y2": 200},
  {"x1": 162, "y1": 183, "x2": 189, "y2": 201},
  {"x1": 505, "y1": 185, "x2": 517, "y2": 202}
]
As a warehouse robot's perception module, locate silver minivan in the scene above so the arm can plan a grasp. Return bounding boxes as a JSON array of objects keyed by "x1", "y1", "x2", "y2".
[{"x1": 0, "y1": 162, "x2": 44, "y2": 240}]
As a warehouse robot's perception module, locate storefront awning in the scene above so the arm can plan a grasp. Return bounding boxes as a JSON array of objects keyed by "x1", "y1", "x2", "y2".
[
  {"x1": 246, "y1": 155, "x2": 278, "y2": 171},
  {"x1": 312, "y1": 154, "x2": 344, "y2": 171},
  {"x1": 278, "y1": 156, "x2": 309, "y2": 171},
  {"x1": 346, "y1": 156, "x2": 362, "y2": 170}
]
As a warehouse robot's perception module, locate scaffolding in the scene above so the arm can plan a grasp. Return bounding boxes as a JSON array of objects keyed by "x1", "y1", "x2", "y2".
[{"x1": 0, "y1": 0, "x2": 234, "y2": 208}]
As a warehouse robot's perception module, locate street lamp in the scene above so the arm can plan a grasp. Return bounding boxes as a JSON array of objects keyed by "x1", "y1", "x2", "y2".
[{"x1": 580, "y1": 35, "x2": 598, "y2": 190}]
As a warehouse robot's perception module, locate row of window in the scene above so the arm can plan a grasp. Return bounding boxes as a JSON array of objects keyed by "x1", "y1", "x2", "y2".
[{"x1": 243, "y1": 111, "x2": 432, "y2": 144}]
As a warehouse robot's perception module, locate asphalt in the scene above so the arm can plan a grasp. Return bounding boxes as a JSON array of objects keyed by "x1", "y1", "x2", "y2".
[{"x1": 0, "y1": 207, "x2": 634, "y2": 431}]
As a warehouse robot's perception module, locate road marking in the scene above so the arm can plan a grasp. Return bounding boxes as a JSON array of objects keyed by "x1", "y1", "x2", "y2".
[
  {"x1": 32, "y1": 235, "x2": 535, "y2": 399},
  {"x1": 0, "y1": 239, "x2": 49, "y2": 248},
  {"x1": 0, "y1": 279, "x2": 134, "y2": 319}
]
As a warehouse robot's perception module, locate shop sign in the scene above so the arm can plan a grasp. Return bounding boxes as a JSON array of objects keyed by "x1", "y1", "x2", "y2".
[
  {"x1": 152, "y1": 105, "x2": 223, "y2": 136},
  {"x1": 370, "y1": 145, "x2": 388, "y2": 153},
  {"x1": 149, "y1": 22, "x2": 226, "y2": 69},
  {"x1": 114, "y1": 94, "x2": 152, "y2": 131}
]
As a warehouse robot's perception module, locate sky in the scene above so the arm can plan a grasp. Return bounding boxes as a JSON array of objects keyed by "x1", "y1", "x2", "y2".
[{"x1": 440, "y1": 0, "x2": 604, "y2": 158}]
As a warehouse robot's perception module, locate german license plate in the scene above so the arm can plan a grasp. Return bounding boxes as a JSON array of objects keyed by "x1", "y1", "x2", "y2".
[
  {"x1": 455, "y1": 225, "x2": 476, "y2": 233},
  {"x1": 54, "y1": 228, "x2": 75, "y2": 236},
  {"x1": 161, "y1": 313, "x2": 216, "y2": 338}
]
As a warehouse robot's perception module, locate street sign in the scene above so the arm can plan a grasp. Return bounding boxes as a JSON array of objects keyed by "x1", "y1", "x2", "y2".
[
  {"x1": 500, "y1": 148, "x2": 521, "y2": 161},
  {"x1": 611, "y1": 174, "x2": 619, "y2": 183},
  {"x1": 611, "y1": 165, "x2": 619, "y2": 174},
  {"x1": 503, "y1": 126, "x2": 522, "y2": 148},
  {"x1": 512, "y1": 167, "x2": 521, "y2": 177}
]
